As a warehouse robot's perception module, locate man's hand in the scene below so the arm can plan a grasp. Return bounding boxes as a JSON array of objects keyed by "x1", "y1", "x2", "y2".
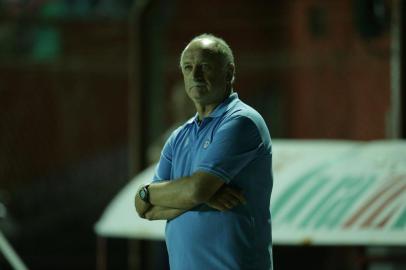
[
  {"x1": 206, "y1": 185, "x2": 246, "y2": 211},
  {"x1": 134, "y1": 185, "x2": 152, "y2": 218}
]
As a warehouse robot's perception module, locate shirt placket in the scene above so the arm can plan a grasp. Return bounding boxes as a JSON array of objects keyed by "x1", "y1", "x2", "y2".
[{"x1": 188, "y1": 123, "x2": 198, "y2": 174}]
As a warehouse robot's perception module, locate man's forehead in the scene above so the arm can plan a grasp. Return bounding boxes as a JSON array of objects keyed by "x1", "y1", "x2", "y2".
[{"x1": 182, "y1": 40, "x2": 221, "y2": 61}]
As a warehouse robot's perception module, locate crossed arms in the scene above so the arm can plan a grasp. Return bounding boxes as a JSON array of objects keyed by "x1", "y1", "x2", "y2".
[{"x1": 134, "y1": 171, "x2": 246, "y2": 220}]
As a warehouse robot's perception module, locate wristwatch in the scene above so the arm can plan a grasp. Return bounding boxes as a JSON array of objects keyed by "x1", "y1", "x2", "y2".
[{"x1": 139, "y1": 184, "x2": 150, "y2": 203}]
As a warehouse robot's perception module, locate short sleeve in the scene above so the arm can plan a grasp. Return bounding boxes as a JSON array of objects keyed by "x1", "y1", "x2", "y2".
[
  {"x1": 152, "y1": 134, "x2": 173, "y2": 182},
  {"x1": 195, "y1": 116, "x2": 263, "y2": 183}
]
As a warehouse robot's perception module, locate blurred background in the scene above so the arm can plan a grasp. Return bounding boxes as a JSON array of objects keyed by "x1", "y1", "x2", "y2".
[{"x1": 0, "y1": 0, "x2": 405, "y2": 269}]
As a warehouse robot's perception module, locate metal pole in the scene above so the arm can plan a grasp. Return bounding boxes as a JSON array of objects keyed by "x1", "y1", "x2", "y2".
[
  {"x1": 388, "y1": 0, "x2": 402, "y2": 138},
  {"x1": 401, "y1": 0, "x2": 406, "y2": 138},
  {"x1": 0, "y1": 230, "x2": 28, "y2": 270},
  {"x1": 96, "y1": 236, "x2": 107, "y2": 270},
  {"x1": 128, "y1": 0, "x2": 151, "y2": 269}
]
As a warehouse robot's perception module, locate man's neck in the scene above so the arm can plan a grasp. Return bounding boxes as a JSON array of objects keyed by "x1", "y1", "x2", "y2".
[
  {"x1": 194, "y1": 90, "x2": 233, "y2": 120},
  {"x1": 195, "y1": 103, "x2": 218, "y2": 120}
]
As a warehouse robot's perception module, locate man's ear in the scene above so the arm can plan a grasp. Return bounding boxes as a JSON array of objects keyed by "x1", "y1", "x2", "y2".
[{"x1": 226, "y1": 63, "x2": 235, "y2": 84}]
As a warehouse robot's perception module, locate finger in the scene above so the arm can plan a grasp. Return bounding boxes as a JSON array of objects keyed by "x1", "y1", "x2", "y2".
[
  {"x1": 209, "y1": 197, "x2": 231, "y2": 209},
  {"x1": 207, "y1": 202, "x2": 227, "y2": 211},
  {"x1": 209, "y1": 189, "x2": 243, "y2": 210},
  {"x1": 209, "y1": 197, "x2": 233, "y2": 210},
  {"x1": 215, "y1": 189, "x2": 244, "y2": 206},
  {"x1": 221, "y1": 193, "x2": 242, "y2": 207},
  {"x1": 224, "y1": 187, "x2": 247, "y2": 204},
  {"x1": 218, "y1": 197, "x2": 239, "y2": 210}
]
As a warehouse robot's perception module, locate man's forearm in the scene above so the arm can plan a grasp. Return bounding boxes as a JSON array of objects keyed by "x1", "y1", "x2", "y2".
[
  {"x1": 135, "y1": 187, "x2": 188, "y2": 220},
  {"x1": 148, "y1": 178, "x2": 198, "y2": 209},
  {"x1": 144, "y1": 206, "x2": 187, "y2": 220},
  {"x1": 148, "y1": 172, "x2": 224, "y2": 209},
  {"x1": 135, "y1": 182, "x2": 192, "y2": 219}
]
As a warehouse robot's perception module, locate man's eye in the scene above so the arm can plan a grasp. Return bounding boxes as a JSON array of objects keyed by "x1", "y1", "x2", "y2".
[
  {"x1": 183, "y1": 65, "x2": 192, "y2": 71},
  {"x1": 201, "y1": 64, "x2": 211, "y2": 71}
]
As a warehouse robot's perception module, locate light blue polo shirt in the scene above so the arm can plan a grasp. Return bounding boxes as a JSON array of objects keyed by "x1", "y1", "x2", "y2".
[{"x1": 153, "y1": 92, "x2": 273, "y2": 270}]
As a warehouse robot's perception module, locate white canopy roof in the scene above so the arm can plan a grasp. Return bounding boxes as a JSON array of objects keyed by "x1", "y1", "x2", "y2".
[{"x1": 95, "y1": 140, "x2": 406, "y2": 246}]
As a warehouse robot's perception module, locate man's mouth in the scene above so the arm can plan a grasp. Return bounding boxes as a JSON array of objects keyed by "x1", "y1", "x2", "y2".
[{"x1": 191, "y1": 83, "x2": 206, "y2": 88}]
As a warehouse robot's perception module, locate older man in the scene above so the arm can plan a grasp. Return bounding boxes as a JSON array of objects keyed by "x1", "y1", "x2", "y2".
[{"x1": 135, "y1": 34, "x2": 273, "y2": 270}]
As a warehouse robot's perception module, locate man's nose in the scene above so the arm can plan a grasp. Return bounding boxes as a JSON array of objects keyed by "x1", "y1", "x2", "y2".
[{"x1": 192, "y1": 65, "x2": 204, "y2": 80}]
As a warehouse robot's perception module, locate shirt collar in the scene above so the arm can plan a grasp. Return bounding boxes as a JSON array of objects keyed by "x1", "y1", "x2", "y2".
[
  {"x1": 186, "y1": 92, "x2": 239, "y2": 125},
  {"x1": 210, "y1": 92, "x2": 238, "y2": 118}
]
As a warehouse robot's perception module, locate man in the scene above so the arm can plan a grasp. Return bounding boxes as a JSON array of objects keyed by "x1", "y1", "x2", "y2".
[{"x1": 135, "y1": 34, "x2": 273, "y2": 270}]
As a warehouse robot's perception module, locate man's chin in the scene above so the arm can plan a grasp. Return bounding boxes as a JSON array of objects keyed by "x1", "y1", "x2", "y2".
[
  {"x1": 190, "y1": 94, "x2": 210, "y2": 104},
  {"x1": 189, "y1": 89, "x2": 207, "y2": 99},
  {"x1": 190, "y1": 86, "x2": 208, "y2": 94},
  {"x1": 191, "y1": 95, "x2": 206, "y2": 102}
]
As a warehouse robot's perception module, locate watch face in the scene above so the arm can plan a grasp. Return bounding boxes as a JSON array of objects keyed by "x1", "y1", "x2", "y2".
[{"x1": 139, "y1": 189, "x2": 146, "y2": 199}]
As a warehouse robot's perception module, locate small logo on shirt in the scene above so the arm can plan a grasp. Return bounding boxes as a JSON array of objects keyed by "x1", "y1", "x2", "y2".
[{"x1": 203, "y1": 140, "x2": 210, "y2": 149}]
